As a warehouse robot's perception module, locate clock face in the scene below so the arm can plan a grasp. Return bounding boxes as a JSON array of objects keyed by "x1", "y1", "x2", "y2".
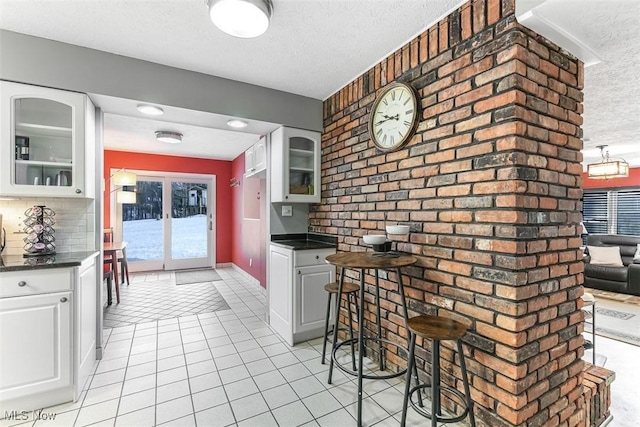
[{"x1": 368, "y1": 82, "x2": 419, "y2": 152}]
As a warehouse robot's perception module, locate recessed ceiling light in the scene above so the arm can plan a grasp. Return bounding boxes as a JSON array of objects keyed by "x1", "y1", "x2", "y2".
[
  {"x1": 227, "y1": 119, "x2": 248, "y2": 128},
  {"x1": 137, "y1": 104, "x2": 164, "y2": 115},
  {"x1": 155, "y1": 131, "x2": 183, "y2": 144}
]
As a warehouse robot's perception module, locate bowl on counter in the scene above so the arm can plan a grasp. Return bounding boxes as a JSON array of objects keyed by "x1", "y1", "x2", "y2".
[
  {"x1": 363, "y1": 234, "x2": 387, "y2": 245},
  {"x1": 385, "y1": 225, "x2": 410, "y2": 235}
]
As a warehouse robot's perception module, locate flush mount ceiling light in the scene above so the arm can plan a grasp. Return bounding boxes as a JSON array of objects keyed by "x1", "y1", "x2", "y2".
[
  {"x1": 208, "y1": 0, "x2": 273, "y2": 38},
  {"x1": 155, "y1": 131, "x2": 183, "y2": 144},
  {"x1": 137, "y1": 104, "x2": 164, "y2": 116},
  {"x1": 227, "y1": 119, "x2": 248, "y2": 128},
  {"x1": 587, "y1": 144, "x2": 630, "y2": 179}
]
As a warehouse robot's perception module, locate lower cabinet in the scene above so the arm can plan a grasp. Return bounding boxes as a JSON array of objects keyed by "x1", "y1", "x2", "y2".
[
  {"x1": 0, "y1": 255, "x2": 97, "y2": 412},
  {"x1": 0, "y1": 291, "x2": 73, "y2": 403},
  {"x1": 269, "y1": 244, "x2": 335, "y2": 345}
]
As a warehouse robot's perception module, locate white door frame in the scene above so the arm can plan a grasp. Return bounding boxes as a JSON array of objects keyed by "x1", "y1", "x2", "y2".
[{"x1": 111, "y1": 169, "x2": 216, "y2": 272}]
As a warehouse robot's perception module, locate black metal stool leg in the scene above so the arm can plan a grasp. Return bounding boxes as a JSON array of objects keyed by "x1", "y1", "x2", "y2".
[
  {"x1": 321, "y1": 291, "x2": 332, "y2": 364},
  {"x1": 457, "y1": 340, "x2": 476, "y2": 427},
  {"x1": 328, "y1": 267, "x2": 345, "y2": 384},
  {"x1": 401, "y1": 332, "x2": 417, "y2": 427},
  {"x1": 347, "y1": 291, "x2": 356, "y2": 371},
  {"x1": 396, "y1": 268, "x2": 423, "y2": 407},
  {"x1": 431, "y1": 339, "x2": 440, "y2": 427}
]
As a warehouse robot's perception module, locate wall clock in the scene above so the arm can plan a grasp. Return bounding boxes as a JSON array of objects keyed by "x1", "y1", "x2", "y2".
[{"x1": 368, "y1": 82, "x2": 419, "y2": 152}]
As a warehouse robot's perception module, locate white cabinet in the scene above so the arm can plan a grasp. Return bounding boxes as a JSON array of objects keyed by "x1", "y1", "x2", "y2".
[
  {"x1": 0, "y1": 291, "x2": 72, "y2": 404},
  {"x1": 0, "y1": 255, "x2": 97, "y2": 411},
  {"x1": 0, "y1": 80, "x2": 94, "y2": 198},
  {"x1": 245, "y1": 136, "x2": 267, "y2": 178},
  {"x1": 270, "y1": 127, "x2": 321, "y2": 203},
  {"x1": 269, "y1": 244, "x2": 335, "y2": 345}
]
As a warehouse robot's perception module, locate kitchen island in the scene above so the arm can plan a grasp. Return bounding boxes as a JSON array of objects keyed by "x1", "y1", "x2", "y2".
[{"x1": 0, "y1": 251, "x2": 99, "y2": 412}]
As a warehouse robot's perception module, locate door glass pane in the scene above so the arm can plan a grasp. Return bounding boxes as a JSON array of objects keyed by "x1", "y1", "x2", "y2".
[
  {"x1": 288, "y1": 136, "x2": 315, "y2": 196},
  {"x1": 122, "y1": 180, "x2": 164, "y2": 261},
  {"x1": 171, "y1": 182, "x2": 208, "y2": 260},
  {"x1": 14, "y1": 98, "x2": 73, "y2": 187}
]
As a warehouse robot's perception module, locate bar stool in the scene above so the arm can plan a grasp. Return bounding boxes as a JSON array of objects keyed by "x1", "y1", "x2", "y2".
[
  {"x1": 401, "y1": 315, "x2": 476, "y2": 427},
  {"x1": 321, "y1": 281, "x2": 360, "y2": 369}
]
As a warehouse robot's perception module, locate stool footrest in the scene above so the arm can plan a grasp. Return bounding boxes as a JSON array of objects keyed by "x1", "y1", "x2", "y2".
[
  {"x1": 333, "y1": 337, "x2": 407, "y2": 380},
  {"x1": 408, "y1": 384, "x2": 470, "y2": 424}
]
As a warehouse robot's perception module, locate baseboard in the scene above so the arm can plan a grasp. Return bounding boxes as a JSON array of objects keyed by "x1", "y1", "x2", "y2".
[{"x1": 230, "y1": 264, "x2": 267, "y2": 296}]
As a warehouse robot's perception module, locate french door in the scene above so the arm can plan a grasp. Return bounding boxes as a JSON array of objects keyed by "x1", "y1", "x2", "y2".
[{"x1": 115, "y1": 172, "x2": 215, "y2": 272}]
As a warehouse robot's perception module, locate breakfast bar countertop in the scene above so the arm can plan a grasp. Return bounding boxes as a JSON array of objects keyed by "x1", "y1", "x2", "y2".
[
  {"x1": 270, "y1": 233, "x2": 338, "y2": 250},
  {"x1": 0, "y1": 251, "x2": 99, "y2": 272}
]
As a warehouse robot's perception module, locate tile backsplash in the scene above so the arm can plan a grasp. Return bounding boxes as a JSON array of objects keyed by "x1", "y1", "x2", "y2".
[{"x1": 0, "y1": 198, "x2": 95, "y2": 256}]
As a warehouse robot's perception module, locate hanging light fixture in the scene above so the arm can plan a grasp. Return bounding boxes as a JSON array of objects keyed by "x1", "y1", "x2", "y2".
[
  {"x1": 155, "y1": 131, "x2": 183, "y2": 144},
  {"x1": 587, "y1": 145, "x2": 629, "y2": 179},
  {"x1": 208, "y1": 0, "x2": 273, "y2": 38}
]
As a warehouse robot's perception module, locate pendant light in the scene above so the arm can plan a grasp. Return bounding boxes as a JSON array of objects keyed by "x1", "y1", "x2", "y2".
[
  {"x1": 208, "y1": 0, "x2": 273, "y2": 38},
  {"x1": 587, "y1": 145, "x2": 629, "y2": 179}
]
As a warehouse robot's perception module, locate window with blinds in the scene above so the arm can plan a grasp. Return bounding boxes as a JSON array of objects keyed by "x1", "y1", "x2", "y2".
[
  {"x1": 618, "y1": 190, "x2": 640, "y2": 236},
  {"x1": 583, "y1": 189, "x2": 640, "y2": 237}
]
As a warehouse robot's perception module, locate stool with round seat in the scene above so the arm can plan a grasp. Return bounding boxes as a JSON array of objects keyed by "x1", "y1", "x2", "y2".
[
  {"x1": 401, "y1": 315, "x2": 476, "y2": 427},
  {"x1": 321, "y1": 281, "x2": 360, "y2": 368}
]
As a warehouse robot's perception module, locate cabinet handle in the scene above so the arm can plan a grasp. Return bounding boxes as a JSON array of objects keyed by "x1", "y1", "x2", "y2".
[
  {"x1": 285, "y1": 195, "x2": 289, "y2": 199},
  {"x1": 297, "y1": 270, "x2": 301, "y2": 275},
  {"x1": 18, "y1": 281, "x2": 27, "y2": 287},
  {"x1": 60, "y1": 297, "x2": 68, "y2": 303},
  {"x1": 75, "y1": 189, "x2": 82, "y2": 194},
  {"x1": 315, "y1": 255, "x2": 319, "y2": 260}
]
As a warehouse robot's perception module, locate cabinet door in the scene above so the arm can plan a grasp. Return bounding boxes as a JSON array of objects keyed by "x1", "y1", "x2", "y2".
[
  {"x1": 0, "y1": 81, "x2": 87, "y2": 197},
  {"x1": 244, "y1": 145, "x2": 255, "y2": 176},
  {"x1": 0, "y1": 291, "x2": 72, "y2": 401},
  {"x1": 295, "y1": 265, "x2": 335, "y2": 334},
  {"x1": 253, "y1": 138, "x2": 267, "y2": 174},
  {"x1": 270, "y1": 127, "x2": 320, "y2": 203}
]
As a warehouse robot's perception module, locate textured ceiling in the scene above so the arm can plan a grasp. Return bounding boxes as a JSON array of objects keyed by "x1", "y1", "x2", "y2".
[
  {"x1": 519, "y1": 0, "x2": 640, "y2": 168},
  {"x1": 1, "y1": 0, "x2": 638, "y2": 167}
]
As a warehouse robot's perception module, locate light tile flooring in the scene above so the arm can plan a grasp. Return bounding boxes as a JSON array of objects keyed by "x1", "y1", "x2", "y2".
[{"x1": 1, "y1": 267, "x2": 458, "y2": 427}]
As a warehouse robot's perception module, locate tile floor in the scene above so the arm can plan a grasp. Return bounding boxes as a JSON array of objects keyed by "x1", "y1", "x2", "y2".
[
  {"x1": 103, "y1": 271, "x2": 231, "y2": 328},
  {"x1": 1, "y1": 267, "x2": 461, "y2": 427}
]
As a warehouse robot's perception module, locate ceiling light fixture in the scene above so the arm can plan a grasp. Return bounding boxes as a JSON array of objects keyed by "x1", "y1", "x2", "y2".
[
  {"x1": 227, "y1": 119, "x2": 248, "y2": 128},
  {"x1": 587, "y1": 145, "x2": 629, "y2": 179},
  {"x1": 208, "y1": 0, "x2": 273, "y2": 38},
  {"x1": 137, "y1": 104, "x2": 164, "y2": 116},
  {"x1": 155, "y1": 131, "x2": 183, "y2": 144}
]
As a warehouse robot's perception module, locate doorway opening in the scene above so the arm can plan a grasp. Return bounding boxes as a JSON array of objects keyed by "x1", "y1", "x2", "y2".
[{"x1": 111, "y1": 170, "x2": 216, "y2": 272}]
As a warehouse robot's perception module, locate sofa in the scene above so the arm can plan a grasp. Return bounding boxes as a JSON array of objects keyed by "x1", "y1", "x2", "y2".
[{"x1": 584, "y1": 234, "x2": 640, "y2": 296}]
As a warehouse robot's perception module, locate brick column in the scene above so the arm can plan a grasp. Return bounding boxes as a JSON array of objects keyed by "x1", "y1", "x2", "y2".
[{"x1": 313, "y1": 0, "x2": 586, "y2": 425}]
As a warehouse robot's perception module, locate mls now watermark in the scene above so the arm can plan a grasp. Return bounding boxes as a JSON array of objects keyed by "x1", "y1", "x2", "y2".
[{"x1": 4, "y1": 410, "x2": 57, "y2": 421}]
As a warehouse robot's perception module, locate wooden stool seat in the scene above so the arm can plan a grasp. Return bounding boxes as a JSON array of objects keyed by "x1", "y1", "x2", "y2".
[
  {"x1": 407, "y1": 315, "x2": 467, "y2": 341},
  {"x1": 324, "y1": 282, "x2": 360, "y2": 294}
]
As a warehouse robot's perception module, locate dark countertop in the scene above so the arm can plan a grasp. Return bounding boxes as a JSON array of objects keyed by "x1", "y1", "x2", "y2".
[
  {"x1": 271, "y1": 233, "x2": 337, "y2": 250},
  {"x1": 0, "y1": 251, "x2": 99, "y2": 272}
]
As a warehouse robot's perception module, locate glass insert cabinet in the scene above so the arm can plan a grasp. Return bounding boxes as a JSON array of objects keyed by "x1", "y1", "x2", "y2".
[
  {"x1": 270, "y1": 127, "x2": 321, "y2": 203},
  {"x1": 0, "y1": 81, "x2": 89, "y2": 198}
]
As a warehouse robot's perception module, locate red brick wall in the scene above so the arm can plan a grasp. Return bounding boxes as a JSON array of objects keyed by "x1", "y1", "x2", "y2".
[{"x1": 313, "y1": 0, "x2": 586, "y2": 425}]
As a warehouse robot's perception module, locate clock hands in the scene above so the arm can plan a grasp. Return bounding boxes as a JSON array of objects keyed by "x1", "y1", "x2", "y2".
[{"x1": 375, "y1": 113, "x2": 399, "y2": 126}]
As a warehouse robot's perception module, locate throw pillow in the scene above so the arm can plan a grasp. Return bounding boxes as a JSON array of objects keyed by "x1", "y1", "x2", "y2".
[
  {"x1": 587, "y1": 246, "x2": 624, "y2": 266},
  {"x1": 634, "y1": 244, "x2": 640, "y2": 261}
]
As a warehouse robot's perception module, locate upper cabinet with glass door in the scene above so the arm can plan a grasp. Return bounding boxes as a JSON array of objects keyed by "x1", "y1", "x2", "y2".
[
  {"x1": 270, "y1": 127, "x2": 321, "y2": 203},
  {"x1": 0, "y1": 81, "x2": 92, "y2": 198}
]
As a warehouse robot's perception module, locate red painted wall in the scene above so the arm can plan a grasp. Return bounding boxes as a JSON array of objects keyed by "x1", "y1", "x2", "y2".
[
  {"x1": 582, "y1": 167, "x2": 640, "y2": 189},
  {"x1": 231, "y1": 154, "x2": 267, "y2": 288},
  {"x1": 104, "y1": 150, "x2": 232, "y2": 263}
]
